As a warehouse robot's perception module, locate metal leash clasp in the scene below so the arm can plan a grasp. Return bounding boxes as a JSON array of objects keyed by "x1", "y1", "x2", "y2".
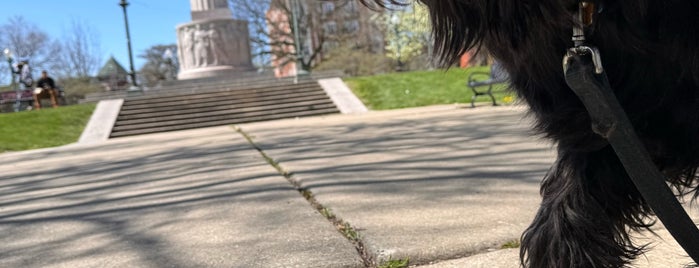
[{"x1": 563, "y1": 2, "x2": 604, "y2": 74}]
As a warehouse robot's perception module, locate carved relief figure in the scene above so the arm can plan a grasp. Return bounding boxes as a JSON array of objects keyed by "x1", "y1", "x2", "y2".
[
  {"x1": 181, "y1": 27, "x2": 195, "y2": 69},
  {"x1": 177, "y1": 29, "x2": 185, "y2": 69},
  {"x1": 194, "y1": 24, "x2": 210, "y2": 67}
]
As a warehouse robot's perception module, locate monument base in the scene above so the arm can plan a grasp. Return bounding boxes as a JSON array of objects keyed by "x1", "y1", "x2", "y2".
[
  {"x1": 176, "y1": 18, "x2": 255, "y2": 81},
  {"x1": 177, "y1": 65, "x2": 256, "y2": 80}
]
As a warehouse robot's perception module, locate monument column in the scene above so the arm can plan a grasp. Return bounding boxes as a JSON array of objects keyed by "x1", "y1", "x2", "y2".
[{"x1": 177, "y1": 0, "x2": 254, "y2": 80}]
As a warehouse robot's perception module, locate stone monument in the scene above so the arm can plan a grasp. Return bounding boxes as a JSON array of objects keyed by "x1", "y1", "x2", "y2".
[{"x1": 176, "y1": 0, "x2": 255, "y2": 80}]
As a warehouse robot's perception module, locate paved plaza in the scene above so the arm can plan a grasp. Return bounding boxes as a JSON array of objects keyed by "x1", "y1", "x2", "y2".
[{"x1": 0, "y1": 105, "x2": 695, "y2": 267}]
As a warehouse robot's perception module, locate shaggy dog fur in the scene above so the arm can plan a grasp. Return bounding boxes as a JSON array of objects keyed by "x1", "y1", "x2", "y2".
[{"x1": 359, "y1": 0, "x2": 699, "y2": 267}]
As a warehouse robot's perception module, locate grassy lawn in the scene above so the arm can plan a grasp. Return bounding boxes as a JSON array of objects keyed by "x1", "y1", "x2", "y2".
[
  {"x1": 0, "y1": 103, "x2": 96, "y2": 152},
  {"x1": 344, "y1": 67, "x2": 513, "y2": 110}
]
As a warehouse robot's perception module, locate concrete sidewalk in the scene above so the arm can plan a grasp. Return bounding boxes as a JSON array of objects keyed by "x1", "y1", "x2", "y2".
[
  {"x1": 0, "y1": 126, "x2": 360, "y2": 267},
  {"x1": 238, "y1": 105, "x2": 552, "y2": 266},
  {"x1": 0, "y1": 105, "x2": 696, "y2": 267}
]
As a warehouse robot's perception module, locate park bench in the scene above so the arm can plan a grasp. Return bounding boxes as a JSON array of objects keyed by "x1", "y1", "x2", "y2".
[
  {"x1": 0, "y1": 89, "x2": 34, "y2": 111},
  {"x1": 466, "y1": 63, "x2": 510, "y2": 108},
  {"x1": 0, "y1": 87, "x2": 66, "y2": 112}
]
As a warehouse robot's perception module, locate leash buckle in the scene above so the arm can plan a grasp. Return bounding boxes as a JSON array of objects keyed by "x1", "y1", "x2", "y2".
[
  {"x1": 563, "y1": 2, "x2": 604, "y2": 74},
  {"x1": 564, "y1": 46, "x2": 604, "y2": 74}
]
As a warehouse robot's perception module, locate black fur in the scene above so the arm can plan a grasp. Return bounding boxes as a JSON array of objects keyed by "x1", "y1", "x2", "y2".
[{"x1": 358, "y1": 0, "x2": 699, "y2": 267}]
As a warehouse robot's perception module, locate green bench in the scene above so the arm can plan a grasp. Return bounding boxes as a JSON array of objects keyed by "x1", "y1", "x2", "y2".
[{"x1": 466, "y1": 64, "x2": 509, "y2": 108}]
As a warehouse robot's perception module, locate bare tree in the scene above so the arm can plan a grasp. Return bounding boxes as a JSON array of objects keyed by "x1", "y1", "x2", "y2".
[
  {"x1": 57, "y1": 18, "x2": 103, "y2": 78},
  {"x1": 229, "y1": 0, "x2": 373, "y2": 72},
  {"x1": 138, "y1": 44, "x2": 179, "y2": 87},
  {"x1": 315, "y1": 3, "x2": 389, "y2": 75},
  {"x1": 0, "y1": 16, "x2": 61, "y2": 84},
  {"x1": 229, "y1": 0, "x2": 271, "y2": 67}
]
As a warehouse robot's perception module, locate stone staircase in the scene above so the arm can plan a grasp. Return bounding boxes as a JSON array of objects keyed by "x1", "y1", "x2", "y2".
[
  {"x1": 106, "y1": 77, "x2": 341, "y2": 138},
  {"x1": 81, "y1": 71, "x2": 344, "y2": 103}
]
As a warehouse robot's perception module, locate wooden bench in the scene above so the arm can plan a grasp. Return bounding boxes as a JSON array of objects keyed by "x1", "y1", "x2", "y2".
[
  {"x1": 0, "y1": 87, "x2": 66, "y2": 112},
  {"x1": 466, "y1": 64, "x2": 509, "y2": 108},
  {"x1": 0, "y1": 89, "x2": 34, "y2": 111}
]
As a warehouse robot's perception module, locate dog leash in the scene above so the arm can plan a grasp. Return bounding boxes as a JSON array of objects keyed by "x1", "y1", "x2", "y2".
[{"x1": 563, "y1": 2, "x2": 699, "y2": 263}]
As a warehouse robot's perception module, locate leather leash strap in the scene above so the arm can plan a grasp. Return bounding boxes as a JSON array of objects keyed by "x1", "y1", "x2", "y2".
[
  {"x1": 564, "y1": 51, "x2": 699, "y2": 264},
  {"x1": 561, "y1": 2, "x2": 699, "y2": 263}
]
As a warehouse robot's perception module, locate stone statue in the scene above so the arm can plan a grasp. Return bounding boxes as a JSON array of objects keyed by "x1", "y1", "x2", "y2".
[
  {"x1": 181, "y1": 27, "x2": 195, "y2": 69},
  {"x1": 194, "y1": 24, "x2": 210, "y2": 67},
  {"x1": 177, "y1": 30, "x2": 185, "y2": 68}
]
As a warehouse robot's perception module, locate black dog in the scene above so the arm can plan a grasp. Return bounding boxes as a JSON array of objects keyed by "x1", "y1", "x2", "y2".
[{"x1": 359, "y1": 0, "x2": 699, "y2": 267}]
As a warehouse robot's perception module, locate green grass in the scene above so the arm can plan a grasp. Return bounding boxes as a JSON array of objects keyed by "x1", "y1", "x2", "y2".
[
  {"x1": 0, "y1": 104, "x2": 96, "y2": 152},
  {"x1": 501, "y1": 239, "x2": 521, "y2": 249},
  {"x1": 344, "y1": 67, "x2": 513, "y2": 110},
  {"x1": 378, "y1": 258, "x2": 410, "y2": 268}
]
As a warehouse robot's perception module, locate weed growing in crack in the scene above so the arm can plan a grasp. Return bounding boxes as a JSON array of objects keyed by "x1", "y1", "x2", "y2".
[
  {"x1": 320, "y1": 207, "x2": 335, "y2": 219},
  {"x1": 300, "y1": 189, "x2": 313, "y2": 200},
  {"x1": 338, "y1": 222, "x2": 360, "y2": 241},
  {"x1": 235, "y1": 126, "x2": 375, "y2": 266},
  {"x1": 378, "y1": 258, "x2": 409, "y2": 268},
  {"x1": 501, "y1": 239, "x2": 521, "y2": 249}
]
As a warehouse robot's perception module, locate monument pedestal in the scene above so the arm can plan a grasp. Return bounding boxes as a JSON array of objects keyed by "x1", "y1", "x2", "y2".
[{"x1": 177, "y1": 0, "x2": 254, "y2": 80}]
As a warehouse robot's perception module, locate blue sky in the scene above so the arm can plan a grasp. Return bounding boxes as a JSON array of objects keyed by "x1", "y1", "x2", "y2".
[{"x1": 0, "y1": 0, "x2": 192, "y2": 70}]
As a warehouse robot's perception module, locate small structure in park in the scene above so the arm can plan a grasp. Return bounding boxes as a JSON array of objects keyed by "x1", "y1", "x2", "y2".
[
  {"x1": 176, "y1": 0, "x2": 255, "y2": 80},
  {"x1": 97, "y1": 57, "x2": 130, "y2": 91}
]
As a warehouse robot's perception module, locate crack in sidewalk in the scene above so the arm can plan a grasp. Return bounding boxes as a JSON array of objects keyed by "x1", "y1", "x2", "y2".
[{"x1": 235, "y1": 126, "x2": 377, "y2": 267}]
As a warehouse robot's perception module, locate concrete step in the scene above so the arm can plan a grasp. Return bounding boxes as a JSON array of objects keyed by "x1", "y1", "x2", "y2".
[
  {"x1": 115, "y1": 98, "x2": 336, "y2": 125},
  {"x1": 122, "y1": 81, "x2": 320, "y2": 106},
  {"x1": 81, "y1": 79, "x2": 309, "y2": 103},
  {"x1": 82, "y1": 70, "x2": 344, "y2": 103},
  {"x1": 109, "y1": 106, "x2": 338, "y2": 138},
  {"x1": 117, "y1": 93, "x2": 333, "y2": 120},
  {"x1": 109, "y1": 79, "x2": 341, "y2": 138},
  {"x1": 143, "y1": 78, "x2": 316, "y2": 96}
]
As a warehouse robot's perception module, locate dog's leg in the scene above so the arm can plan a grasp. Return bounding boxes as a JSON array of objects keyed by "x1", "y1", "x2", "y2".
[{"x1": 520, "y1": 146, "x2": 652, "y2": 268}]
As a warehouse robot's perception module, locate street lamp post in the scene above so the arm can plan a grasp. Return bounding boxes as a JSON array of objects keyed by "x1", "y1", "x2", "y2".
[
  {"x1": 119, "y1": 0, "x2": 138, "y2": 87},
  {"x1": 3, "y1": 48, "x2": 19, "y2": 112},
  {"x1": 288, "y1": 0, "x2": 306, "y2": 84}
]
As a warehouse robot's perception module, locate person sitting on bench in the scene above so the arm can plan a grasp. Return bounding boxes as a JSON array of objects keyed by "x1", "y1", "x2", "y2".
[{"x1": 33, "y1": 70, "x2": 59, "y2": 109}]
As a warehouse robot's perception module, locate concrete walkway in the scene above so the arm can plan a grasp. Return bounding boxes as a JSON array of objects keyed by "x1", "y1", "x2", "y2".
[{"x1": 0, "y1": 105, "x2": 695, "y2": 267}]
